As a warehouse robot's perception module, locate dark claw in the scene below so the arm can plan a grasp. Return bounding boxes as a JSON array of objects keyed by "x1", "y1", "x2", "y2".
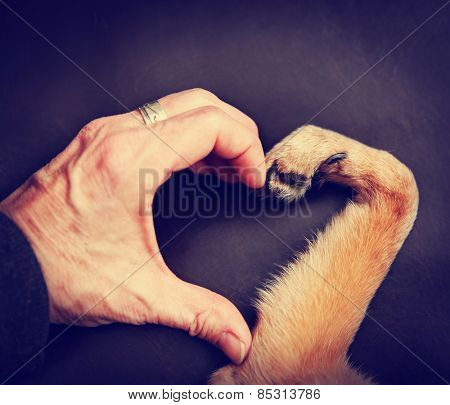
[
  {"x1": 266, "y1": 162, "x2": 278, "y2": 181},
  {"x1": 267, "y1": 161, "x2": 307, "y2": 188},
  {"x1": 324, "y1": 152, "x2": 347, "y2": 165},
  {"x1": 278, "y1": 171, "x2": 308, "y2": 187}
]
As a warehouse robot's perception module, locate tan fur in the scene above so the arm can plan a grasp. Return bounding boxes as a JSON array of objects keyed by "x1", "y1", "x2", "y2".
[{"x1": 210, "y1": 125, "x2": 419, "y2": 385}]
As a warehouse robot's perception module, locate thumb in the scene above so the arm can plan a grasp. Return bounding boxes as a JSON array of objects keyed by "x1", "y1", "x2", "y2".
[{"x1": 159, "y1": 276, "x2": 252, "y2": 365}]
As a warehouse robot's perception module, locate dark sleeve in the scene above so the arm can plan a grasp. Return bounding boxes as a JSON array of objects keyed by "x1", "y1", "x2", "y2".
[{"x1": 0, "y1": 212, "x2": 49, "y2": 382}]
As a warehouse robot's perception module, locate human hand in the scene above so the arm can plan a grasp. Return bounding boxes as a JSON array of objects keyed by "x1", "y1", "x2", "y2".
[{"x1": 0, "y1": 88, "x2": 266, "y2": 364}]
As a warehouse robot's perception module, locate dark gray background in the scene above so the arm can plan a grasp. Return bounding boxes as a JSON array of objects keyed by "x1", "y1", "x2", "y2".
[{"x1": 0, "y1": 0, "x2": 449, "y2": 384}]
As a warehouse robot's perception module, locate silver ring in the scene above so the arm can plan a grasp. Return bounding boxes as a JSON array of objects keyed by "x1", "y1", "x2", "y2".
[{"x1": 138, "y1": 100, "x2": 168, "y2": 125}]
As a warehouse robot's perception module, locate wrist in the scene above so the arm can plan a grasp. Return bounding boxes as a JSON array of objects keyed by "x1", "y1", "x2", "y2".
[{"x1": 0, "y1": 174, "x2": 77, "y2": 323}]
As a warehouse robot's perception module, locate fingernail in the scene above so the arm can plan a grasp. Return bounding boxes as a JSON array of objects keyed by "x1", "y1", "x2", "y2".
[{"x1": 218, "y1": 332, "x2": 246, "y2": 365}]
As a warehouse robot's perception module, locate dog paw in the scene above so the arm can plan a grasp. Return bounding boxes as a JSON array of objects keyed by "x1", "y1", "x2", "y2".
[{"x1": 265, "y1": 125, "x2": 348, "y2": 201}]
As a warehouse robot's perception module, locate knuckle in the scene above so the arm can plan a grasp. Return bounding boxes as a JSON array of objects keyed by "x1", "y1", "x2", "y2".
[
  {"x1": 196, "y1": 106, "x2": 226, "y2": 132},
  {"x1": 78, "y1": 117, "x2": 108, "y2": 139},
  {"x1": 81, "y1": 119, "x2": 99, "y2": 134},
  {"x1": 197, "y1": 105, "x2": 224, "y2": 124},
  {"x1": 188, "y1": 308, "x2": 211, "y2": 338},
  {"x1": 98, "y1": 135, "x2": 124, "y2": 170},
  {"x1": 190, "y1": 88, "x2": 218, "y2": 101},
  {"x1": 188, "y1": 294, "x2": 225, "y2": 341},
  {"x1": 81, "y1": 133, "x2": 129, "y2": 193}
]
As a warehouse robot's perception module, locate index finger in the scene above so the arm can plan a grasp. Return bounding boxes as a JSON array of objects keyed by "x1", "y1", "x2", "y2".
[
  {"x1": 158, "y1": 88, "x2": 258, "y2": 135},
  {"x1": 134, "y1": 106, "x2": 266, "y2": 188}
]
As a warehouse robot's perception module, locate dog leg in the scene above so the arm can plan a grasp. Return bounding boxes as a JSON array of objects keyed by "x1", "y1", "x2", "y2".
[{"x1": 211, "y1": 125, "x2": 418, "y2": 384}]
